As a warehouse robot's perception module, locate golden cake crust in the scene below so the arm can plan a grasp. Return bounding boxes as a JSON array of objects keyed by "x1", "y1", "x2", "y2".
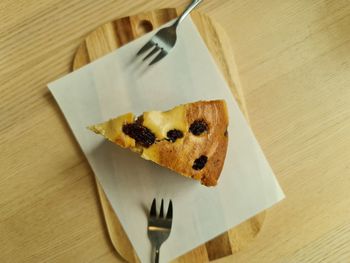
[
  {"x1": 89, "y1": 100, "x2": 229, "y2": 187},
  {"x1": 154, "y1": 101, "x2": 228, "y2": 186}
]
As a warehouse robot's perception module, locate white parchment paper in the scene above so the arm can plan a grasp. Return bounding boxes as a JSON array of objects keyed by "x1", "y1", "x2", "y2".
[{"x1": 49, "y1": 18, "x2": 284, "y2": 263}]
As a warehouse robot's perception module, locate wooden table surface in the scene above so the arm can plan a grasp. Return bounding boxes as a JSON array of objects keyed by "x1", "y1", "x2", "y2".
[{"x1": 1, "y1": 0, "x2": 349, "y2": 262}]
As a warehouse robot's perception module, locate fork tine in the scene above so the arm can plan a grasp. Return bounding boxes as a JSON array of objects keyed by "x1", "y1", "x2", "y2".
[
  {"x1": 150, "y1": 198, "x2": 157, "y2": 218},
  {"x1": 159, "y1": 199, "x2": 164, "y2": 218},
  {"x1": 137, "y1": 41, "x2": 154, "y2": 56},
  {"x1": 143, "y1": 45, "x2": 160, "y2": 61},
  {"x1": 149, "y1": 50, "x2": 167, "y2": 66},
  {"x1": 166, "y1": 200, "x2": 173, "y2": 220}
]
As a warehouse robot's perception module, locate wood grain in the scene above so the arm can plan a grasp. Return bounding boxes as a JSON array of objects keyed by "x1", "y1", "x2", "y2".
[
  {"x1": 73, "y1": 9, "x2": 264, "y2": 262},
  {"x1": 1, "y1": 0, "x2": 350, "y2": 262}
]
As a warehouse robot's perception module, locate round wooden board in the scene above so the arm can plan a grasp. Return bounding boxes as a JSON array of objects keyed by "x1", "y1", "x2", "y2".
[{"x1": 73, "y1": 8, "x2": 265, "y2": 263}]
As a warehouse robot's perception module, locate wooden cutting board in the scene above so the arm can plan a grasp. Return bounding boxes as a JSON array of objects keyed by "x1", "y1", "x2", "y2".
[{"x1": 73, "y1": 8, "x2": 265, "y2": 263}]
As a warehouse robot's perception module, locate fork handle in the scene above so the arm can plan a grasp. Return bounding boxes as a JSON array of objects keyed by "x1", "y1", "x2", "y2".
[
  {"x1": 155, "y1": 248, "x2": 160, "y2": 263},
  {"x1": 174, "y1": 0, "x2": 203, "y2": 28}
]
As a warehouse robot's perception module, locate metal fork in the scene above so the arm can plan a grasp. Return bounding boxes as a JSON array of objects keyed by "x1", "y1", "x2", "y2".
[
  {"x1": 137, "y1": 0, "x2": 203, "y2": 65},
  {"x1": 148, "y1": 198, "x2": 173, "y2": 263}
]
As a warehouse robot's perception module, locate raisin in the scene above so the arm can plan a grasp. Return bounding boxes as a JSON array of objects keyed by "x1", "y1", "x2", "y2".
[
  {"x1": 167, "y1": 129, "x2": 184, "y2": 142},
  {"x1": 135, "y1": 115, "x2": 144, "y2": 124},
  {"x1": 192, "y1": 155, "x2": 208, "y2": 170},
  {"x1": 122, "y1": 123, "x2": 156, "y2": 148},
  {"x1": 189, "y1": 119, "x2": 208, "y2": 136},
  {"x1": 224, "y1": 130, "x2": 228, "y2": 137}
]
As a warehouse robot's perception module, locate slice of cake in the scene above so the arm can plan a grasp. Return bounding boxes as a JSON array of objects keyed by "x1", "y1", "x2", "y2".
[{"x1": 89, "y1": 100, "x2": 229, "y2": 186}]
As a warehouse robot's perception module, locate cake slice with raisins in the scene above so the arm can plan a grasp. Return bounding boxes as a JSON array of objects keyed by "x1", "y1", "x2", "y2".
[{"x1": 89, "y1": 100, "x2": 229, "y2": 186}]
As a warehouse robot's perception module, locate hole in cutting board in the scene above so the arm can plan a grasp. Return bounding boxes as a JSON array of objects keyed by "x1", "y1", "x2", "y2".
[{"x1": 137, "y1": 20, "x2": 153, "y2": 35}]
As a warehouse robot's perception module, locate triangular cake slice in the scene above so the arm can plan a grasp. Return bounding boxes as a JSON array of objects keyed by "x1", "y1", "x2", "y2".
[{"x1": 89, "y1": 100, "x2": 229, "y2": 186}]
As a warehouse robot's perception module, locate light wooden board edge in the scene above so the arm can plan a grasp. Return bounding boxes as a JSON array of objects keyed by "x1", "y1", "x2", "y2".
[{"x1": 72, "y1": 8, "x2": 265, "y2": 263}]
